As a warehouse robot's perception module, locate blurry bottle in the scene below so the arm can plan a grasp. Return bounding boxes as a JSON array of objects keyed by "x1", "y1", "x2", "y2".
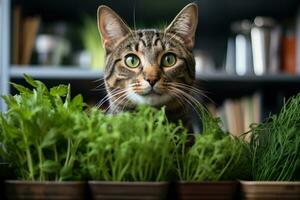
[
  {"x1": 296, "y1": 5, "x2": 300, "y2": 74},
  {"x1": 35, "y1": 22, "x2": 71, "y2": 66},
  {"x1": 269, "y1": 25, "x2": 282, "y2": 74},
  {"x1": 281, "y1": 27, "x2": 296, "y2": 75},
  {"x1": 228, "y1": 20, "x2": 253, "y2": 76},
  {"x1": 251, "y1": 17, "x2": 276, "y2": 75},
  {"x1": 225, "y1": 37, "x2": 235, "y2": 75}
]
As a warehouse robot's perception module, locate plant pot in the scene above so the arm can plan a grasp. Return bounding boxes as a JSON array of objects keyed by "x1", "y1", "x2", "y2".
[
  {"x1": 1, "y1": 163, "x2": 14, "y2": 199},
  {"x1": 0, "y1": 163, "x2": 14, "y2": 180},
  {"x1": 5, "y1": 180, "x2": 87, "y2": 200},
  {"x1": 177, "y1": 181, "x2": 238, "y2": 200},
  {"x1": 241, "y1": 181, "x2": 300, "y2": 200},
  {"x1": 88, "y1": 181, "x2": 169, "y2": 200}
]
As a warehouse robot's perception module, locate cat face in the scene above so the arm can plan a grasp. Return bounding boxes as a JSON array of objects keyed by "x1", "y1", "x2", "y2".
[{"x1": 97, "y1": 3, "x2": 198, "y2": 111}]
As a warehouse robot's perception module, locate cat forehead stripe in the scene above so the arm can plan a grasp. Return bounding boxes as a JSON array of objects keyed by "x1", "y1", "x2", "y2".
[{"x1": 134, "y1": 30, "x2": 163, "y2": 48}]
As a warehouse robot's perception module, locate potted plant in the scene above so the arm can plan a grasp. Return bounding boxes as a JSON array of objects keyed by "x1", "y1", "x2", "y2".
[
  {"x1": 241, "y1": 94, "x2": 300, "y2": 199},
  {"x1": 175, "y1": 112, "x2": 252, "y2": 200},
  {"x1": 79, "y1": 106, "x2": 186, "y2": 200},
  {"x1": 0, "y1": 75, "x2": 88, "y2": 200}
]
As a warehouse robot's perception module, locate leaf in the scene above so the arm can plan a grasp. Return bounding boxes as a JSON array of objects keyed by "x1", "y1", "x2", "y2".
[
  {"x1": 2, "y1": 95, "x2": 18, "y2": 108},
  {"x1": 60, "y1": 166, "x2": 73, "y2": 180},
  {"x1": 63, "y1": 84, "x2": 71, "y2": 108},
  {"x1": 0, "y1": 115, "x2": 20, "y2": 138},
  {"x1": 41, "y1": 129, "x2": 57, "y2": 148},
  {"x1": 41, "y1": 160, "x2": 60, "y2": 173},
  {"x1": 50, "y1": 85, "x2": 68, "y2": 97},
  {"x1": 24, "y1": 74, "x2": 38, "y2": 88},
  {"x1": 70, "y1": 94, "x2": 83, "y2": 110},
  {"x1": 10, "y1": 82, "x2": 32, "y2": 94},
  {"x1": 36, "y1": 80, "x2": 49, "y2": 94}
]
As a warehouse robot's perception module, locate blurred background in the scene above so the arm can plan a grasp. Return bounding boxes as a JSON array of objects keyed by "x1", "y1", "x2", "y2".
[{"x1": 0, "y1": 0, "x2": 300, "y2": 136}]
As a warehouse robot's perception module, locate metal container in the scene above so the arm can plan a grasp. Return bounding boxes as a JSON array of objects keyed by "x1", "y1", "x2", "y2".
[
  {"x1": 230, "y1": 20, "x2": 253, "y2": 76},
  {"x1": 251, "y1": 17, "x2": 276, "y2": 75}
]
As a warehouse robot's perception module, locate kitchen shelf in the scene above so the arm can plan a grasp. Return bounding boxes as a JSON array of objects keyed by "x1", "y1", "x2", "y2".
[
  {"x1": 197, "y1": 73, "x2": 300, "y2": 82},
  {"x1": 10, "y1": 66, "x2": 300, "y2": 83},
  {"x1": 1, "y1": 0, "x2": 300, "y2": 114},
  {"x1": 10, "y1": 66, "x2": 104, "y2": 79}
]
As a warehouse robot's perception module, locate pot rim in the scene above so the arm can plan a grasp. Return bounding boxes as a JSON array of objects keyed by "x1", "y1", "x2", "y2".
[
  {"x1": 88, "y1": 181, "x2": 168, "y2": 185},
  {"x1": 177, "y1": 181, "x2": 238, "y2": 184},
  {"x1": 5, "y1": 180, "x2": 86, "y2": 185},
  {"x1": 240, "y1": 181, "x2": 300, "y2": 185}
]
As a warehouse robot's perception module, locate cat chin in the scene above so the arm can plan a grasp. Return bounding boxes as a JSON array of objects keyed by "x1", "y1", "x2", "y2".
[{"x1": 127, "y1": 91, "x2": 172, "y2": 106}]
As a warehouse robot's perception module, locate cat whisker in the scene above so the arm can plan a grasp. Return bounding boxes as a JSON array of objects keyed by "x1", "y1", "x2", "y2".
[
  {"x1": 104, "y1": 93, "x2": 126, "y2": 113},
  {"x1": 168, "y1": 86, "x2": 202, "y2": 115},
  {"x1": 167, "y1": 82, "x2": 214, "y2": 103},
  {"x1": 169, "y1": 82, "x2": 210, "y2": 95},
  {"x1": 104, "y1": 87, "x2": 132, "y2": 111},
  {"x1": 94, "y1": 81, "x2": 106, "y2": 88},
  {"x1": 166, "y1": 32, "x2": 179, "y2": 43},
  {"x1": 133, "y1": 0, "x2": 137, "y2": 33},
  {"x1": 101, "y1": 90, "x2": 127, "y2": 108},
  {"x1": 128, "y1": 82, "x2": 140, "y2": 87},
  {"x1": 92, "y1": 77, "x2": 105, "y2": 83},
  {"x1": 113, "y1": 94, "x2": 130, "y2": 113},
  {"x1": 98, "y1": 84, "x2": 136, "y2": 111},
  {"x1": 90, "y1": 88, "x2": 107, "y2": 92},
  {"x1": 91, "y1": 82, "x2": 106, "y2": 92},
  {"x1": 106, "y1": 92, "x2": 129, "y2": 113},
  {"x1": 170, "y1": 88, "x2": 198, "y2": 115},
  {"x1": 168, "y1": 92, "x2": 188, "y2": 112},
  {"x1": 122, "y1": 97, "x2": 133, "y2": 112},
  {"x1": 96, "y1": 88, "x2": 126, "y2": 109}
]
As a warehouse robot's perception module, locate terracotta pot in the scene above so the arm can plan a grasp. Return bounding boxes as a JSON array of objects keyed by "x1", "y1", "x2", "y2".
[
  {"x1": 177, "y1": 181, "x2": 239, "y2": 200},
  {"x1": 241, "y1": 181, "x2": 300, "y2": 200},
  {"x1": 5, "y1": 180, "x2": 87, "y2": 200},
  {"x1": 88, "y1": 181, "x2": 169, "y2": 200}
]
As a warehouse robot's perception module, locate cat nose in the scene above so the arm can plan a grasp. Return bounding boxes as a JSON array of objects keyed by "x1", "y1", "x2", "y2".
[{"x1": 146, "y1": 77, "x2": 159, "y2": 87}]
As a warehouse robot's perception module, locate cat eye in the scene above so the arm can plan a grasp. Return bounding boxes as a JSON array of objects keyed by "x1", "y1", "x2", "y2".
[
  {"x1": 125, "y1": 54, "x2": 140, "y2": 68},
  {"x1": 161, "y1": 53, "x2": 177, "y2": 67}
]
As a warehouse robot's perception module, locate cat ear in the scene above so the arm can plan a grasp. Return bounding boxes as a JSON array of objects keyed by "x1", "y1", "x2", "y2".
[
  {"x1": 165, "y1": 3, "x2": 198, "y2": 50},
  {"x1": 97, "y1": 5, "x2": 131, "y2": 53}
]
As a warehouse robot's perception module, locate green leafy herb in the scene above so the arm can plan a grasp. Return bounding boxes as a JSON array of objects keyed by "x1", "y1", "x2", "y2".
[
  {"x1": 176, "y1": 112, "x2": 251, "y2": 181},
  {"x1": 250, "y1": 94, "x2": 300, "y2": 181},
  {"x1": 0, "y1": 75, "x2": 87, "y2": 181},
  {"x1": 80, "y1": 106, "x2": 187, "y2": 181},
  {"x1": 0, "y1": 75, "x2": 254, "y2": 182}
]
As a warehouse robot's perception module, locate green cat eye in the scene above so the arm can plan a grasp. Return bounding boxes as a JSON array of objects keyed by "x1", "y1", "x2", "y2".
[
  {"x1": 161, "y1": 53, "x2": 177, "y2": 67},
  {"x1": 125, "y1": 54, "x2": 140, "y2": 68}
]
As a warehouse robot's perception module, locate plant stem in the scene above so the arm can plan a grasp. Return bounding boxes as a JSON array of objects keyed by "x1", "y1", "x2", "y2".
[
  {"x1": 64, "y1": 138, "x2": 71, "y2": 167},
  {"x1": 22, "y1": 122, "x2": 34, "y2": 181},
  {"x1": 38, "y1": 146, "x2": 44, "y2": 181},
  {"x1": 53, "y1": 145, "x2": 58, "y2": 181}
]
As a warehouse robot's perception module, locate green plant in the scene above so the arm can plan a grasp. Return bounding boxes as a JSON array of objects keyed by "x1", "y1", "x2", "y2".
[
  {"x1": 80, "y1": 106, "x2": 187, "y2": 181},
  {"x1": 0, "y1": 75, "x2": 87, "y2": 181},
  {"x1": 176, "y1": 112, "x2": 251, "y2": 181},
  {"x1": 0, "y1": 76, "x2": 254, "y2": 183},
  {"x1": 250, "y1": 94, "x2": 300, "y2": 181}
]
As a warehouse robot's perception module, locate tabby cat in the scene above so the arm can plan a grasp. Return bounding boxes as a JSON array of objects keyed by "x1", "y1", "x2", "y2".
[{"x1": 97, "y1": 3, "x2": 200, "y2": 131}]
